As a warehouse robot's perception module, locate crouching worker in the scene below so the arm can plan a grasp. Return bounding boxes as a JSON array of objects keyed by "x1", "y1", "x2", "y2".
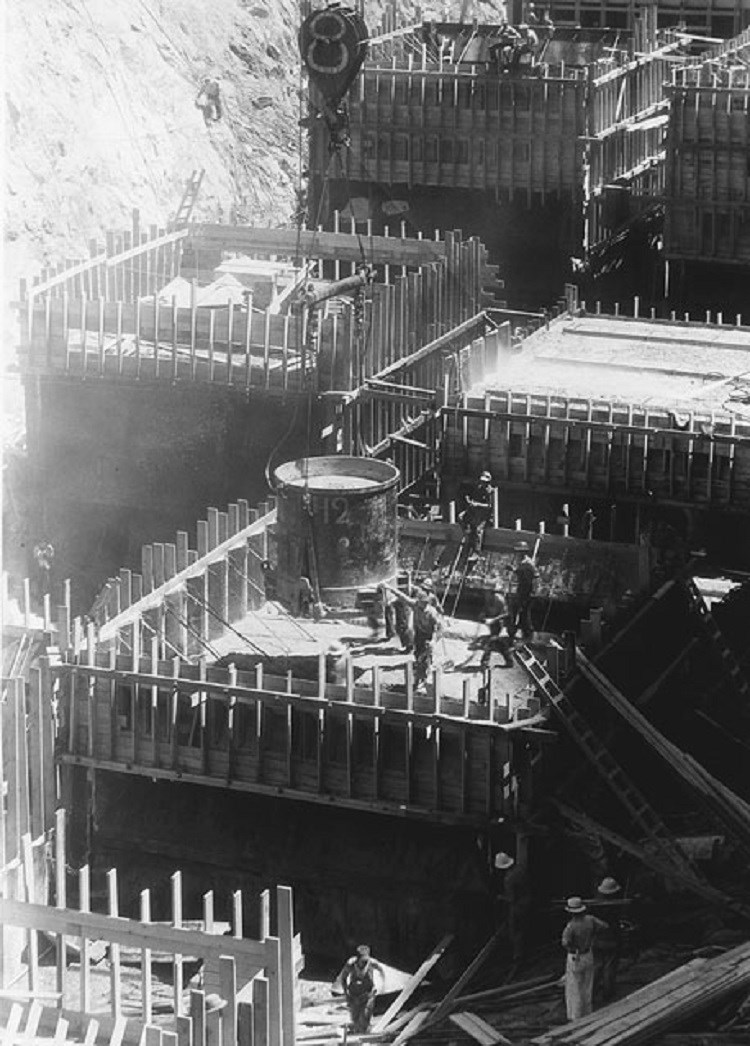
[{"x1": 336, "y1": 944, "x2": 385, "y2": 1033}]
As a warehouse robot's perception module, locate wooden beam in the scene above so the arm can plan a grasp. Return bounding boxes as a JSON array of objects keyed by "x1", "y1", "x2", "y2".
[
  {"x1": 0, "y1": 899, "x2": 268, "y2": 964},
  {"x1": 372, "y1": 935, "x2": 454, "y2": 1032}
]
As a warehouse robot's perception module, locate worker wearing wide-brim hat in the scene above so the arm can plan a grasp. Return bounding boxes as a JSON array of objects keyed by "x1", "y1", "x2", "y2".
[
  {"x1": 594, "y1": 877, "x2": 624, "y2": 1004},
  {"x1": 561, "y1": 897, "x2": 608, "y2": 1021}
]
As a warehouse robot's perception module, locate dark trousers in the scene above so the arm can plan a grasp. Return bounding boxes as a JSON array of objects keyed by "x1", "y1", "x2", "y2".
[
  {"x1": 509, "y1": 594, "x2": 533, "y2": 640},
  {"x1": 347, "y1": 992, "x2": 375, "y2": 1032},
  {"x1": 414, "y1": 630, "x2": 435, "y2": 684},
  {"x1": 595, "y1": 946, "x2": 620, "y2": 1003}
]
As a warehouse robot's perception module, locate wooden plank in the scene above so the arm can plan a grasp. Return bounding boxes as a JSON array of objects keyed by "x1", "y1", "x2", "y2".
[
  {"x1": 449, "y1": 1012, "x2": 511, "y2": 1046},
  {"x1": 190, "y1": 991, "x2": 206, "y2": 1046},
  {"x1": 21, "y1": 834, "x2": 40, "y2": 991},
  {"x1": 424, "y1": 933, "x2": 500, "y2": 1030},
  {"x1": 391, "y1": 1010, "x2": 429, "y2": 1046},
  {"x1": 172, "y1": 871, "x2": 184, "y2": 1017},
  {"x1": 54, "y1": 809, "x2": 67, "y2": 1006},
  {"x1": 372, "y1": 935, "x2": 454, "y2": 1032},
  {"x1": 79, "y1": 866, "x2": 91, "y2": 1015},
  {"x1": 252, "y1": 975, "x2": 268, "y2": 1046},
  {"x1": 265, "y1": 936, "x2": 282, "y2": 1046},
  {"x1": 220, "y1": 956, "x2": 238, "y2": 1046},
  {"x1": 0, "y1": 899, "x2": 268, "y2": 964},
  {"x1": 107, "y1": 870, "x2": 122, "y2": 1018},
  {"x1": 276, "y1": 887, "x2": 296, "y2": 1046},
  {"x1": 236, "y1": 998, "x2": 254, "y2": 1046}
]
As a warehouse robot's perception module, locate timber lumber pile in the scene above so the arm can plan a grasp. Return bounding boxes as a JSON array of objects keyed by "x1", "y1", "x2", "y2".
[{"x1": 533, "y1": 942, "x2": 750, "y2": 1045}]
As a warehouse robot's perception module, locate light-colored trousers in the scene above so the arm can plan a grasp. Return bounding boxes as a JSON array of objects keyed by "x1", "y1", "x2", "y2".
[{"x1": 565, "y1": 950, "x2": 595, "y2": 1021}]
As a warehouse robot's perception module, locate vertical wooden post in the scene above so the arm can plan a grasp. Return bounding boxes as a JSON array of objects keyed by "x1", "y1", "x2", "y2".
[
  {"x1": 21, "y1": 834, "x2": 39, "y2": 990},
  {"x1": 220, "y1": 956, "x2": 238, "y2": 1046},
  {"x1": 238, "y1": 997, "x2": 254, "y2": 1046},
  {"x1": 141, "y1": 889, "x2": 153, "y2": 1022},
  {"x1": 276, "y1": 887, "x2": 296, "y2": 1046},
  {"x1": 79, "y1": 865, "x2": 91, "y2": 1014},
  {"x1": 172, "y1": 871, "x2": 184, "y2": 1016},
  {"x1": 203, "y1": 890, "x2": 215, "y2": 933},
  {"x1": 190, "y1": 990, "x2": 207, "y2": 1046},
  {"x1": 107, "y1": 869, "x2": 123, "y2": 1018},
  {"x1": 55, "y1": 809, "x2": 67, "y2": 1005},
  {"x1": 264, "y1": 937, "x2": 282, "y2": 1046},
  {"x1": 252, "y1": 976, "x2": 269, "y2": 1046},
  {"x1": 259, "y1": 889, "x2": 271, "y2": 941}
]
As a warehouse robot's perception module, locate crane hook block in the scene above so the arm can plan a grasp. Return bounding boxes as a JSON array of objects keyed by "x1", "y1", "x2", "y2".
[{"x1": 299, "y1": 4, "x2": 369, "y2": 112}]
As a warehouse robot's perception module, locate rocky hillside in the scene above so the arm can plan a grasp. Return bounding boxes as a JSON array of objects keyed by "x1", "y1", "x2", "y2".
[
  {"x1": 5, "y1": 1, "x2": 506, "y2": 290},
  {"x1": 5, "y1": 0, "x2": 305, "y2": 290}
]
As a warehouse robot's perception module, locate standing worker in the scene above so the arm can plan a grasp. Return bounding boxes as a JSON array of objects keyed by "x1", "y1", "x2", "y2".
[
  {"x1": 33, "y1": 540, "x2": 55, "y2": 600},
  {"x1": 335, "y1": 944, "x2": 385, "y2": 1033},
  {"x1": 382, "y1": 579, "x2": 442, "y2": 689},
  {"x1": 493, "y1": 850, "x2": 532, "y2": 970},
  {"x1": 460, "y1": 471, "x2": 495, "y2": 555},
  {"x1": 593, "y1": 877, "x2": 624, "y2": 1004},
  {"x1": 481, "y1": 586, "x2": 514, "y2": 668},
  {"x1": 561, "y1": 897, "x2": 608, "y2": 1021},
  {"x1": 508, "y1": 541, "x2": 539, "y2": 643}
]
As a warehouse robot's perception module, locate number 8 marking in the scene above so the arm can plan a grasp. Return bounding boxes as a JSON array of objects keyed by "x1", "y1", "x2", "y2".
[{"x1": 306, "y1": 11, "x2": 350, "y2": 74}]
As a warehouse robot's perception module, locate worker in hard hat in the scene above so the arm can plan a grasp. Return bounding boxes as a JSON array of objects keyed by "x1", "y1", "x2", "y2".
[
  {"x1": 460, "y1": 471, "x2": 495, "y2": 554},
  {"x1": 508, "y1": 542, "x2": 539, "y2": 642},
  {"x1": 335, "y1": 944, "x2": 386, "y2": 1033},
  {"x1": 593, "y1": 877, "x2": 624, "y2": 1004},
  {"x1": 493, "y1": 850, "x2": 532, "y2": 969}
]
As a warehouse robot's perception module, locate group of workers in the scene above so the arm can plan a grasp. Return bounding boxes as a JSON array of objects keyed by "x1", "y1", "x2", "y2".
[
  {"x1": 488, "y1": 7, "x2": 554, "y2": 76},
  {"x1": 367, "y1": 470, "x2": 540, "y2": 686},
  {"x1": 336, "y1": 875, "x2": 625, "y2": 1033},
  {"x1": 561, "y1": 878, "x2": 625, "y2": 1018}
]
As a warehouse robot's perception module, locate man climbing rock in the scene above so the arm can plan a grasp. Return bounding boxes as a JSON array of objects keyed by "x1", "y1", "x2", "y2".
[
  {"x1": 195, "y1": 78, "x2": 222, "y2": 123},
  {"x1": 336, "y1": 944, "x2": 385, "y2": 1033}
]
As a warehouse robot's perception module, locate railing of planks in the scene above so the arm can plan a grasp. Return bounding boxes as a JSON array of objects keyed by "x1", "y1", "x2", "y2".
[
  {"x1": 19, "y1": 212, "x2": 186, "y2": 308},
  {"x1": 1, "y1": 602, "x2": 58, "y2": 988},
  {"x1": 85, "y1": 497, "x2": 276, "y2": 646},
  {"x1": 18, "y1": 230, "x2": 489, "y2": 397},
  {"x1": 321, "y1": 64, "x2": 588, "y2": 206},
  {"x1": 0, "y1": 811, "x2": 301, "y2": 1046},
  {"x1": 49, "y1": 648, "x2": 517, "y2": 826},
  {"x1": 440, "y1": 384, "x2": 750, "y2": 512}
]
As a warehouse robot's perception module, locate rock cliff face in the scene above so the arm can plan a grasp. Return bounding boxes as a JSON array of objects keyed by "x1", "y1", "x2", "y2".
[
  {"x1": 4, "y1": 1, "x2": 506, "y2": 292},
  {"x1": 5, "y1": 0, "x2": 304, "y2": 291}
]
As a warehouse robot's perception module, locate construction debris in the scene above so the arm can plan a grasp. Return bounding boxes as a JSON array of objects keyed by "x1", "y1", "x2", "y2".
[{"x1": 533, "y1": 943, "x2": 750, "y2": 1045}]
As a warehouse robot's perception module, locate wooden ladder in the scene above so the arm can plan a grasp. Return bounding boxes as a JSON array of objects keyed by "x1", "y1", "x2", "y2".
[
  {"x1": 683, "y1": 577, "x2": 750, "y2": 700},
  {"x1": 514, "y1": 644, "x2": 704, "y2": 885},
  {"x1": 169, "y1": 169, "x2": 205, "y2": 229}
]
